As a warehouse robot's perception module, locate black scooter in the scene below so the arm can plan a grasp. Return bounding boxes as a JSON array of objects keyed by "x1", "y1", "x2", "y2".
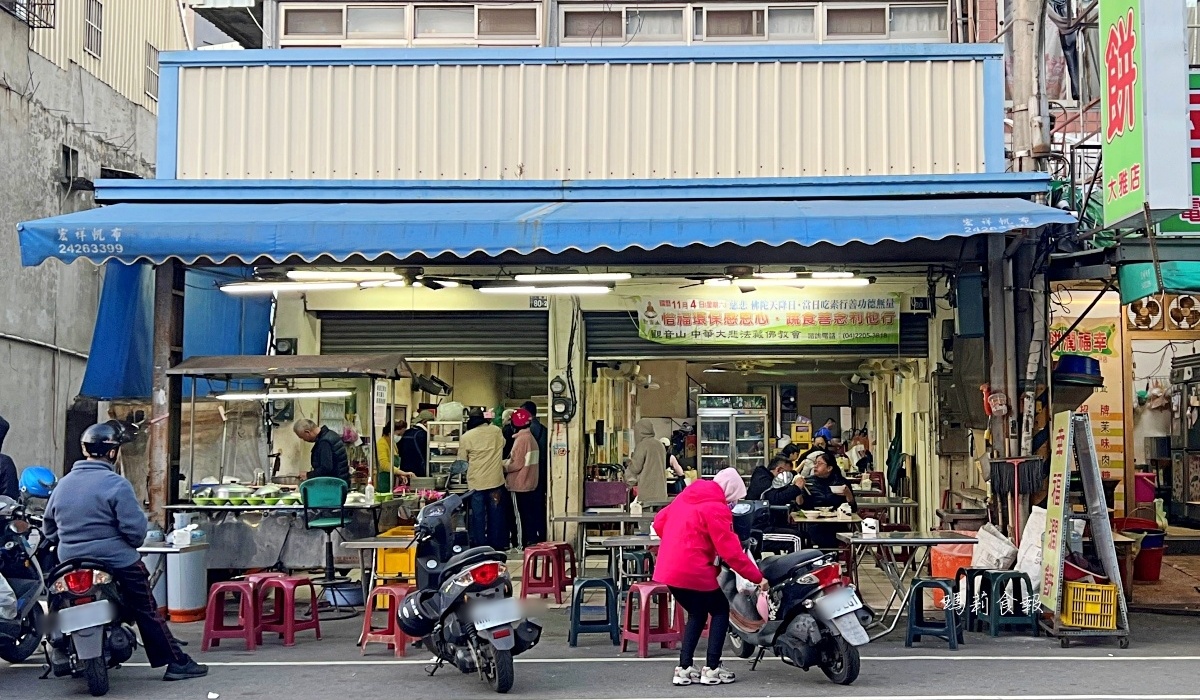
[
  {"x1": 721, "y1": 501, "x2": 872, "y2": 686},
  {"x1": 0, "y1": 498, "x2": 48, "y2": 664},
  {"x1": 397, "y1": 492, "x2": 541, "y2": 694}
]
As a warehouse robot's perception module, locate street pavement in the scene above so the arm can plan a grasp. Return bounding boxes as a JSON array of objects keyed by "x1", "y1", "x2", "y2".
[{"x1": 2, "y1": 610, "x2": 1199, "y2": 699}]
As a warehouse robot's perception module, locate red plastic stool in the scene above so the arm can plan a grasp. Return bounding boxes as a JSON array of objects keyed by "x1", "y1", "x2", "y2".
[
  {"x1": 359, "y1": 583, "x2": 412, "y2": 656},
  {"x1": 201, "y1": 581, "x2": 258, "y2": 652},
  {"x1": 543, "y1": 541, "x2": 578, "y2": 589},
  {"x1": 520, "y1": 545, "x2": 565, "y2": 604},
  {"x1": 620, "y1": 582, "x2": 683, "y2": 657},
  {"x1": 257, "y1": 576, "x2": 322, "y2": 647}
]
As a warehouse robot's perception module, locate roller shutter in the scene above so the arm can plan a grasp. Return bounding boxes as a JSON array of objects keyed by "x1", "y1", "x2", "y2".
[
  {"x1": 317, "y1": 311, "x2": 548, "y2": 361},
  {"x1": 584, "y1": 312, "x2": 929, "y2": 360}
]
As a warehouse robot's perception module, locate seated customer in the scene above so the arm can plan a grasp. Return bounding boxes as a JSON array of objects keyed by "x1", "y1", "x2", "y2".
[
  {"x1": 796, "y1": 450, "x2": 856, "y2": 548},
  {"x1": 748, "y1": 455, "x2": 793, "y2": 501}
]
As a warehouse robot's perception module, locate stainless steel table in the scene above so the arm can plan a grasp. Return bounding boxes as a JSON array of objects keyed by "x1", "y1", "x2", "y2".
[
  {"x1": 837, "y1": 530, "x2": 979, "y2": 640},
  {"x1": 137, "y1": 543, "x2": 210, "y2": 591},
  {"x1": 551, "y1": 512, "x2": 656, "y2": 569},
  {"x1": 343, "y1": 536, "x2": 415, "y2": 604},
  {"x1": 600, "y1": 535, "x2": 661, "y2": 590}
]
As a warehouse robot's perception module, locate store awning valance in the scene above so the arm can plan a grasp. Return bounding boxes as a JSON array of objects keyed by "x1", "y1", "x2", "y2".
[{"x1": 17, "y1": 198, "x2": 1076, "y2": 266}]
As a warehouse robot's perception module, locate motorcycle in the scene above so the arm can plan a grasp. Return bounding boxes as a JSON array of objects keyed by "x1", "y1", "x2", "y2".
[
  {"x1": 43, "y1": 558, "x2": 139, "y2": 696},
  {"x1": 721, "y1": 500, "x2": 872, "y2": 686},
  {"x1": 397, "y1": 492, "x2": 541, "y2": 694},
  {"x1": 0, "y1": 498, "x2": 48, "y2": 664}
]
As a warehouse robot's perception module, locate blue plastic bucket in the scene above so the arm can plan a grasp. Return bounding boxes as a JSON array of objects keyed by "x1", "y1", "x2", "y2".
[{"x1": 1123, "y1": 527, "x2": 1166, "y2": 549}]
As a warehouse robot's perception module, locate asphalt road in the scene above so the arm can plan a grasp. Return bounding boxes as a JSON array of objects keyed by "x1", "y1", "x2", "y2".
[{"x1": 3, "y1": 612, "x2": 1198, "y2": 700}]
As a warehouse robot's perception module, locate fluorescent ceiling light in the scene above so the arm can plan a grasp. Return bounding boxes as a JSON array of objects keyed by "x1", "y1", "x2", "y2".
[
  {"x1": 220, "y1": 281, "x2": 357, "y2": 294},
  {"x1": 513, "y1": 272, "x2": 632, "y2": 283},
  {"x1": 752, "y1": 271, "x2": 798, "y2": 279},
  {"x1": 216, "y1": 390, "x2": 353, "y2": 401},
  {"x1": 478, "y1": 285, "x2": 612, "y2": 295},
  {"x1": 734, "y1": 278, "x2": 870, "y2": 288},
  {"x1": 810, "y1": 271, "x2": 855, "y2": 279},
  {"x1": 703, "y1": 279, "x2": 733, "y2": 287},
  {"x1": 287, "y1": 270, "x2": 402, "y2": 282}
]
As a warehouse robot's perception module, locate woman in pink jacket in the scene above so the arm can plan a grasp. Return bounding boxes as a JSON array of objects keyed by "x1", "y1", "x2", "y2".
[{"x1": 652, "y1": 468, "x2": 764, "y2": 686}]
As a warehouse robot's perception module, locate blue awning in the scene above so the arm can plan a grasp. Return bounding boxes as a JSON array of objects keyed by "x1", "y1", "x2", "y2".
[{"x1": 17, "y1": 198, "x2": 1076, "y2": 266}]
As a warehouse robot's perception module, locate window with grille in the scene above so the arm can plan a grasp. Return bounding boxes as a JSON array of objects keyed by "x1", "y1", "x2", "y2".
[
  {"x1": 145, "y1": 44, "x2": 160, "y2": 101},
  {"x1": 84, "y1": 0, "x2": 103, "y2": 58}
]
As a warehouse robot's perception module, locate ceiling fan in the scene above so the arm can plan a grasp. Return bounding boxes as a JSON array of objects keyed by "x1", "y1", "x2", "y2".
[
  {"x1": 703, "y1": 360, "x2": 795, "y2": 375},
  {"x1": 840, "y1": 373, "x2": 871, "y2": 394}
]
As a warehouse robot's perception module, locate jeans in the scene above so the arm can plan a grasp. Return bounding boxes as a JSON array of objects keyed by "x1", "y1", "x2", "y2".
[
  {"x1": 112, "y1": 562, "x2": 189, "y2": 668},
  {"x1": 668, "y1": 586, "x2": 730, "y2": 670},
  {"x1": 469, "y1": 487, "x2": 509, "y2": 551}
]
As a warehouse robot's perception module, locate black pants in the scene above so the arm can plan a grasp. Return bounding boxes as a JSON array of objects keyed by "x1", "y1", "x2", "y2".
[
  {"x1": 112, "y1": 562, "x2": 188, "y2": 668},
  {"x1": 668, "y1": 586, "x2": 730, "y2": 670},
  {"x1": 469, "y1": 487, "x2": 509, "y2": 551},
  {"x1": 511, "y1": 491, "x2": 544, "y2": 548},
  {"x1": 502, "y1": 490, "x2": 520, "y2": 548}
]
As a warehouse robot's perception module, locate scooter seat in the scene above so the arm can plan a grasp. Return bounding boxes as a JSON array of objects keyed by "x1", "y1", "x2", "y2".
[
  {"x1": 442, "y1": 546, "x2": 506, "y2": 575},
  {"x1": 758, "y1": 550, "x2": 826, "y2": 585}
]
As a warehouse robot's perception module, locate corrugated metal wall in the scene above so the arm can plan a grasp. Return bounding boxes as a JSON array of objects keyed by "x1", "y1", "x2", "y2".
[
  {"x1": 584, "y1": 311, "x2": 929, "y2": 360},
  {"x1": 317, "y1": 310, "x2": 549, "y2": 360},
  {"x1": 31, "y1": 0, "x2": 187, "y2": 114},
  {"x1": 175, "y1": 58, "x2": 986, "y2": 180}
]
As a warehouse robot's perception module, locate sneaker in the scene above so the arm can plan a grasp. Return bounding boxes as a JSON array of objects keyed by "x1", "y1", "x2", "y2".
[
  {"x1": 672, "y1": 666, "x2": 700, "y2": 686},
  {"x1": 699, "y1": 666, "x2": 736, "y2": 685},
  {"x1": 163, "y1": 658, "x2": 208, "y2": 681}
]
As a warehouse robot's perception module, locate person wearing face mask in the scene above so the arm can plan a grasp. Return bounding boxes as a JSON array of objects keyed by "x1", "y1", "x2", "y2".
[
  {"x1": 652, "y1": 468, "x2": 764, "y2": 686},
  {"x1": 796, "y1": 450, "x2": 857, "y2": 548},
  {"x1": 748, "y1": 455, "x2": 800, "y2": 503}
]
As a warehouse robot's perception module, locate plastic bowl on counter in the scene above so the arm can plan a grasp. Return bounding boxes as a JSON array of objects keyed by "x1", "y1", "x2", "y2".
[{"x1": 263, "y1": 497, "x2": 281, "y2": 506}]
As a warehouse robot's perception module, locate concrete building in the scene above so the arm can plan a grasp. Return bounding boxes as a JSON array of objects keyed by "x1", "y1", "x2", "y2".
[{"x1": 0, "y1": 1, "x2": 185, "y2": 472}]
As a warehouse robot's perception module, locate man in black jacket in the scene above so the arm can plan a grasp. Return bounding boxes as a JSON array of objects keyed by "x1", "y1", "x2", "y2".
[
  {"x1": 0, "y1": 416, "x2": 18, "y2": 501},
  {"x1": 294, "y1": 419, "x2": 350, "y2": 485},
  {"x1": 748, "y1": 455, "x2": 805, "y2": 507},
  {"x1": 521, "y1": 401, "x2": 548, "y2": 545}
]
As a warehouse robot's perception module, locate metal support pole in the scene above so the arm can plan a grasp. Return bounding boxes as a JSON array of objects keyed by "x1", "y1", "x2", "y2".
[
  {"x1": 987, "y1": 235, "x2": 1010, "y2": 459},
  {"x1": 148, "y1": 262, "x2": 184, "y2": 529}
]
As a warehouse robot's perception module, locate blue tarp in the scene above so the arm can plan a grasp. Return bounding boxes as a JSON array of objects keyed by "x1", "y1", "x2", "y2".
[
  {"x1": 17, "y1": 198, "x2": 1077, "y2": 266},
  {"x1": 79, "y1": 266, "x2": 271, "y2": 400}
]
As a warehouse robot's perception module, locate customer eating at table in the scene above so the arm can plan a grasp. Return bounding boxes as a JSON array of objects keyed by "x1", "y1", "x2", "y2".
[
  {"x1": 652, "y1": 468, "x2": 765, "y2": 686},
  {"x1": 796, "y1": 450, "x2": 856, "y2": 548}
]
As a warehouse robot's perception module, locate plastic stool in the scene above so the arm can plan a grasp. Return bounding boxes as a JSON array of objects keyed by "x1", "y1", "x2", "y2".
[
  {"x1": 977, "y1": 571, "x2": 1039, "y2": 637},
  {"x1": 544, "y1": 541, "x2": 578, "y2": 589},
  {"x1": 359, "y1": 583, "x2": 412, "y2": 656},
  {"x1": 520, "y1": 545, "x2": 565, "y2": 604},
  {"x1": 905, "y1": 578, "x2": 964, "y2": 650},
  {"x1": 620, "y1": 551, "x2": 653, "y2": 587},
  {"x1": 620, "y1": 582, "x2": 683, "y2": 657},
  {"x1": 257, "y1": 576, "x2": 322, "y2": 647},
  {"x1": 569, "y1": 577, "x2": 620, "y2": 646},
  {"x1": 952, "y1": 567, "x2": 992, "y2": 632},
  {"x1": 201, "y1": 581, "x2": 258, "y2": 652}
]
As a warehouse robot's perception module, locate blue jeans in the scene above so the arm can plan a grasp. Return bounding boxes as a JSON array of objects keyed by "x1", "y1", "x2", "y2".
[{"x1": 469, "y1": 486, "x2": 509, "y2": 551}]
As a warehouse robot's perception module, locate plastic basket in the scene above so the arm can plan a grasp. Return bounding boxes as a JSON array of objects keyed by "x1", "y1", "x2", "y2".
[
  {"x1": 1060, "y1": 581, "x2": 1118, "y2": 630},
  {"x1": 375, "y1": 525, "x2": 417, "y2": 579}
]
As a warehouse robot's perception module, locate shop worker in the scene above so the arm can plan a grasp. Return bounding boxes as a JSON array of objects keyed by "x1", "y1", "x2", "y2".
[
  {"x1": 521, "y1": 401, "x2": 549, "y2": 544},
  {"x1": 294, "y1": 418, "x2": 350, "y2": 486},
  {"x1": 43, "y1": 423, "x2": 207, "y2": 682},
  {"x1": 0, "y1": 415, "x2": 17, "y2": 501},
  {"x1": 461, "y1": 409, "x2": 508, "y2": 551},
  {"x1": 398, "y1": 411, "x2": 434, "y2": 478},
  {"x1": 626, "y1": 419, "x2": 668, "y2": 503},
  {"x1": 814, "y1": 418, "x2": 837, "y2": 442},
  {"x1": 505, "y1": 408, "x2": 541, "y2": 548}
]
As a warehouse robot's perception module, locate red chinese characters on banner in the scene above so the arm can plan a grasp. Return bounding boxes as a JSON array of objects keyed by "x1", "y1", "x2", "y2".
[
  {"x1": 1104, "y1": 8, "x2": 1139, "y2": 142},
  {"x1": 1105, "y1": 163, "x2": 1142, "y2": 202},
  {"x1": 1181, "y1": 196, "x2": 1200, "y2": 225},
  {"x1": 1050, "y1": 329, "x2": 1110, "y2": 356},
  {"x1": 1190, "y1": 93, "x2": 1200, "y2": 159}
]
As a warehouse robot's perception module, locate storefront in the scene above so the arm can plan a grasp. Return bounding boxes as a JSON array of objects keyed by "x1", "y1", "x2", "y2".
[{"x1": 16, "y1": 44, "x2": 1077, "y2": 538}]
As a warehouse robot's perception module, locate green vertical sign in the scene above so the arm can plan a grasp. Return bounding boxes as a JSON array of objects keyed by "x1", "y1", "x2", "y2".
[
  {"x1": 1159, "y1": 70, "x2": 1200, "y2": 233},
  {"x1": 1099, "y1": 0, "x2": 1146, "y2": 228}
]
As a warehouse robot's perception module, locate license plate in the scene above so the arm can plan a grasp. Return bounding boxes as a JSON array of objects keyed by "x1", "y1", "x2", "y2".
[
  {"x1": 470, "y1": 598, "x2": 522, "y2": 630},
  {"x1": 813, "y1": 589, "x2": 863, "y2": 620},
  {"x1": 55, "y1": 600, "x2": 117, "y2": 634}
]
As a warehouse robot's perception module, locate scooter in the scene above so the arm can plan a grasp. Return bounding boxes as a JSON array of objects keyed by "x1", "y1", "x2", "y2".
[
  {"x1": 721, "y1": 500, "x2": 872, "y2": 686},
  {"x1": 0, "y1": 498, "x2": 48, "y2": 664},
  {"x1": 397, "y1": 492, "x2": 541, "y2": 694},
  {"x1": 42, "y1": 558, "x2": 139, "y2": 696}
]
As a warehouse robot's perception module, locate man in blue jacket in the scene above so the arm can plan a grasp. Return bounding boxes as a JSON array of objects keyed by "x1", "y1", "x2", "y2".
[{"x1": 43, "y1": 423, "x2": 207, "y2": 682}]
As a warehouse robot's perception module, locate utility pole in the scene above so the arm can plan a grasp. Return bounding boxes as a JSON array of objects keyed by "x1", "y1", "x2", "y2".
[{"x1": 1010, "y1": 0, "x2": 1049, "y2": 174}]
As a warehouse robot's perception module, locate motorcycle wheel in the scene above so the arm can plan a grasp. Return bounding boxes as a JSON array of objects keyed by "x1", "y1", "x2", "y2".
[
  {"x1": 481, "y1": 644, "x2": 514, "y2": 694},
  {"x1": 728, "y1": 632, "x2": 755, "y2": 659},
  {"x1": 84, "y1": 657, "x2": 110, "y2": 697},
  {"x1": 820, "y1": 636, "x2": 860, "y2": 686},
  {"x1": 0, "y1": 606, "x2": 43, "y2": 663}
]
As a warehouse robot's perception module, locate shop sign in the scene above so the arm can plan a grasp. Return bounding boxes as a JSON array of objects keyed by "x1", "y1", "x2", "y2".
[
  {"x1": 1050, "y1": 318, "x2": 1125, "y2": 485},
  {"x1": 1159, "y1": 70, "x2": 1200, "y2": 233},
  {"x1": 373, "y1": 381, "x2": 389, "y2": 428},
  {"x1": 1098, "y1": 0, "x2": 1190, "y2": 229},
  {"x1": 1039, "y1": 412, "x2": 1073, "y2": 611},
  {"x1": 637, "y1": 292, "x2": 902, "y2": 346}
]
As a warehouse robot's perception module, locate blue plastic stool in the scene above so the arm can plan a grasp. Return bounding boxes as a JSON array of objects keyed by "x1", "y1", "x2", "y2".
[
  {"x1": 905, "y1": 578, "x2": 964, "y2": 650},
  {"x1": 953, "y1": 567, "x2": 992, "y2": 632},
  {"x1": 569, "y1": 578, "x2": 620, "y2": 647}
]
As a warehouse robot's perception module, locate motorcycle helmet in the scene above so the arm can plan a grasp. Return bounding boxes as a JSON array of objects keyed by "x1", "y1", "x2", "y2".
[
  {"x1": 397, "y1": 589, "x2": 438, "y2": 638},
  {"x1": 510, "y1": 408, "x2": 532, "y2": 429},
  {"x1": 19, "y1": 466, "x2": 56, "y2": 499},
  {"x1": 80, "y1": 421, "x2": 134, "y2": 461}
]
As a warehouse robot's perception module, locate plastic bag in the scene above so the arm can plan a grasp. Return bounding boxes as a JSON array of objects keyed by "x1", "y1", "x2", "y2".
[
  {"x1": 1015, "y1": 507, "x2": 1046, "y2": 588},
  {"x1": 971, "y1": 522, "x2": 1018, "y2": 570},
  {"x1": 0, "y1": 573, "x2": 16, "y2": 620}
]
